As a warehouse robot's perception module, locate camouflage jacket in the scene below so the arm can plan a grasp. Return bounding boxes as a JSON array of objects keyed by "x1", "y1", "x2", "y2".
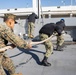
[{"x1": 0, "y1": 22, "x2": 28, "y2": 49}]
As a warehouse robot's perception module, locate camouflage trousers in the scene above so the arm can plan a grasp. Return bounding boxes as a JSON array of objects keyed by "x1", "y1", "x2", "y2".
[
  {"x1": 0, "y1": 53, "x2": 15, "y2": 75},
  {"x1": 39, "y1": 33, "x2": 53, "y2": 57},
  {"x1": 28, "y1": 22, "x2": 35, "y2": 36},
  {"x1": 57, "y1": 34, "x2": 64, "y2": 46}
]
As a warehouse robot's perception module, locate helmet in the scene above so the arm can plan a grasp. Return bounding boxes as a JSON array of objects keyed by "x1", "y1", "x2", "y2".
[{"x1": 60, "y1": 19, "x2": 65, "y2": 22}]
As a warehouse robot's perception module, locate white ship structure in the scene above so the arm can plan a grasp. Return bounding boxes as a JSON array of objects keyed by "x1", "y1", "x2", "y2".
[{"x1": 0, "y1": 0, "x2": 76, "y2": 41}]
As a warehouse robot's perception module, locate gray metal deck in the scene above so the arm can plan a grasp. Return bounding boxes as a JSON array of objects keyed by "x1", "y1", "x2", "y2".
[
  {"x1": 5, "y1": 17, "x2": 76, "y2": 75},
  {"x1": 6, "y1": 35, "x2": 76, "y2": 75}
]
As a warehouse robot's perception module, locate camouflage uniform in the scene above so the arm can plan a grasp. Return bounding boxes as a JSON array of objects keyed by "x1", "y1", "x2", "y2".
[
  {"x1": 28, "y1": 22, "x2": 35, "y2": 37},
  {"x1": 27, "y1": 13, "x2": 38, "y2": 38},
  {"x1": 39, "y1": 23, "x2": 56, "y2": 66},
  {"x1": 39, "y1": 33, "x2": 53, "y2": 57},
  {"x1": 56, "y1": 19, "x2": 65, "y2": 51},
  {"x1": 0, "y1": 22, "x2": 28, "y2": 75},
  {"x1": 57, "y1": 34, "x2": 64, "y2": 46}
]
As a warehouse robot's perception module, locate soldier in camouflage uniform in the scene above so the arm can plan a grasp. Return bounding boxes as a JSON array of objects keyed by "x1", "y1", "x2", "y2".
[
  {"x1": 27, "y1": 13, "x2": 38, "y2": 38},
  {"x1": 0, "y1": 14, "x2": 32, "y2": 75},
  {"x1": 39, "y1": 23, "x2": 56, "y2": 66},
  {"x1": 39, "y1": 22, "x2": 65, "y2": 66},
  {"x1": 56, "y1": 19, "x2": 65, "y2": 51}
]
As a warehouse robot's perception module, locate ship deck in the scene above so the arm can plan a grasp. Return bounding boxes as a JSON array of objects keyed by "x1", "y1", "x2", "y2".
[{"x1": 6, "y1": 34, "x2": 76, "y2": 75}]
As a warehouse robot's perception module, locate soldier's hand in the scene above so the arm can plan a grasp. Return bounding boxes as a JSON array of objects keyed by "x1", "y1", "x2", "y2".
[
  {"x1": 0, "y1": 46, "x2": 12, "y2": 52},
  {"x1": 0, "y1": 49, "x2": 7, "y2": 53},
  {"x1": 26, "y1": 41, "x2": 32, "y2": 49}
]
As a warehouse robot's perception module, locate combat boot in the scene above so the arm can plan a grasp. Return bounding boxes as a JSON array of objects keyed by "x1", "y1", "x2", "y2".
[
  {"x1": 41, "y1": 56, "x2": 51, "y2": 66},
  {"x1": 12, "y1": 73, "x2": 22, "y2": 75},
  {"x1": 56, "y1": 45, "x2": 63, "y2": 51}
]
